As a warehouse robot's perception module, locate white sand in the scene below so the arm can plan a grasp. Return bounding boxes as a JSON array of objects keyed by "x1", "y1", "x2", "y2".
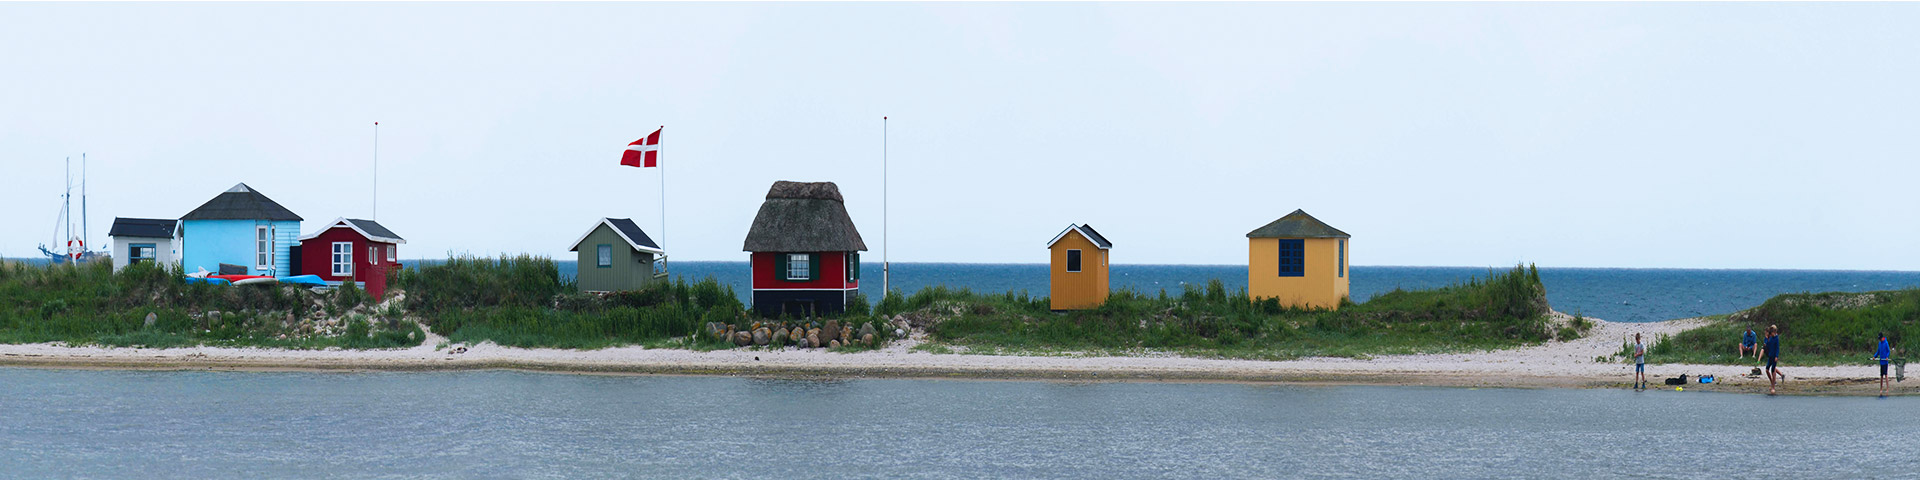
[{"x1": 0, "y1": 313, "x2": 1899, "y2": 394}]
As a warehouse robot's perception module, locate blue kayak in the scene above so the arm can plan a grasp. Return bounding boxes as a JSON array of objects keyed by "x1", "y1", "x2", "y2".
[
  {"x1": 184, "y1": 277, "x2": 231, "y2": 285},
  {"x1": 279, "y1": 275, "x2": 328, "y2": 287}
]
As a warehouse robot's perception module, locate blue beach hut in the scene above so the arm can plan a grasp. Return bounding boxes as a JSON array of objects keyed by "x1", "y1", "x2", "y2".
[{"x1": 178, "y1": 183, "x2": 303, "y2": 277}]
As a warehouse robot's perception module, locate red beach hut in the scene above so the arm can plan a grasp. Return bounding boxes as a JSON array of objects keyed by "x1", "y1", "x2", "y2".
[{"x1": 296, "y1": 218, "x2": 406, "y2": 299}]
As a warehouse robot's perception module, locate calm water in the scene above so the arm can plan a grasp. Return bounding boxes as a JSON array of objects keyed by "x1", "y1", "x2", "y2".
[
  {"x1": 1, "y1": 368, "x2": 1913, "y2": 478},
  {"x1": 573, "y1": 262, "x2": 1920, "y2": 323}
]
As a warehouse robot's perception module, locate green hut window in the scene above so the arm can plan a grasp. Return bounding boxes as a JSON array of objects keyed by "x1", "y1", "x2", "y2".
[
  {"x1": 597, "y1": 245, "x2": 612, "y2": 268},
  {"x1": 787, "y1": 253, "x2": 812, "y2": 281},
  {"x1": 848, "y1": 252, "x2": 860, "y2": 280},
  {"x1": 1277, "y1": 239, "x2": 1304, "y2": 277}
]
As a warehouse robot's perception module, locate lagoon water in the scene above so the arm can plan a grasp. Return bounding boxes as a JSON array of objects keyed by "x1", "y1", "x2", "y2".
[{"x1": 2, "y1": 367, "x2": 1915, "y2": 478}]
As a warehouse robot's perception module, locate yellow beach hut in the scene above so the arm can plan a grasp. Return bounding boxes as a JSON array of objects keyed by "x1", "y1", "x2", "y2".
[
  {"x1": 1247, "y1": 209, "x2": 1349, "y2": 310},
  {"x1": 1047, "y1": 223, "x2": 1112, "y2": 311}
]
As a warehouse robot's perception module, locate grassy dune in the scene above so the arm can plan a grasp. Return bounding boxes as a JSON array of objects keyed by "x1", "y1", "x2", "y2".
[
  {"x1": 1650, "y1": 290, "x2": 1917, "y2": 366},
  {"x1": 881, "y1": 264, "x2": 1571, "y2": 360}
]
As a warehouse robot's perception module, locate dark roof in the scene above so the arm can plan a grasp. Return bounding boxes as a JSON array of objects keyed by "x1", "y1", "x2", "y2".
[
  {"x1": 180, "y1": 183, "x2": 302, "y2": 221},
  {"x1": 1047, "y1": 223, "x2": 1113, "y2": 249},
  {"x1": 342, "y1": 219, "x2": 403, "y2": 243},
  {"x1": 568, "y1": 218, "x2": 663, "y2": 253},
  {"x1": 743, "y1": 181, "x2": 868, "y2": 252},
  {"x1": 1246, "y1": 209, "x2": 1350, "y2": 238},
  {"x1": 1078, "y1": 224, "x2": 1113, "y2": 249},
  {"x1": 108, "y1": 218, "x2": 176, "y2": 238}
]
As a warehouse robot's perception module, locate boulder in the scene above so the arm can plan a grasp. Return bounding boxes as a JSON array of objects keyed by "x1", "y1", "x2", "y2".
[
  {"x1": 144, "y1": 312, "x2": 157, "y2": 328},
  {"x1": 829, "y1": 339, "x2": 841, "y2": 349},
  {"x1": 772, "y1": 329, "x2": 789, "y2": 346},
  {"x1": 823, "y1": 320, "x2": 842, "y2": 343},
  {"x1": 806, "y1": 332, "x2": 820, "y2": 348},
  {"x1": 859, "y1": 322, "x2": 877, "y2": 340},
  {"x1": 752, "y1": 328, "x2": 771, "y2": 346},
  {"x1": 733, "y1": 331, "x2": 752, "y2": 347},
  {"x1": 862, "y1": 333, "x2": 875, "y2": 346}
]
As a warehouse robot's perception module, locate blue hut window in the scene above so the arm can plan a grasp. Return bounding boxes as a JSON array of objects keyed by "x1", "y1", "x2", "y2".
[
  {"x1": 130, "y1": 243, "x2": 155, "y2": 264},
  {"x1": 1277, "y1": 239, "x2": 1304, "y2": 277},
  {"x1": 597, "y1": 245, "x2": 613, "y2": 268},
  {"x1": 1338, "y1": 239, "x2": 1346, "y2": 278}
]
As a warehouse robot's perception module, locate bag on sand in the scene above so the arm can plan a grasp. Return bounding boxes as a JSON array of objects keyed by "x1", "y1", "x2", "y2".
[{"x1": 1663, "y1": 374, "x2": 1688, "y2": 386}]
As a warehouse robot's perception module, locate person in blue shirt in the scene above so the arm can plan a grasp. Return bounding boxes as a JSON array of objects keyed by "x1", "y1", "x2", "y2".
[
  {"x1": 1739, "y1": 327, "x2": 1759, "y2": 360},
  {"x1": 1875, "y1": 332, "x2": 1894, "y2": 397},
  {"x1": 1764, "y1": 325, "x2": 1784, "y2": 395}
]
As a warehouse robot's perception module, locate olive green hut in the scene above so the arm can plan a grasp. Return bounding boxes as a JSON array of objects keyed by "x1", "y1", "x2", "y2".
[{"x1": 568, "y1": 217, "x2": 665, "y2": 292}]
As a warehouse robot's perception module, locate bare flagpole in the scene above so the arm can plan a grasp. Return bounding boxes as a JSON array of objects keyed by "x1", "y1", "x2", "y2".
[
  {"x1": 659, "y1": 126, "x2": 667, "y2": 275},
  {"x1": 373, "y1": 121, "x2": 380, "y2": 220},
  {"x1": 882, "y1": 116, "x2": 889, "y2": 299}
]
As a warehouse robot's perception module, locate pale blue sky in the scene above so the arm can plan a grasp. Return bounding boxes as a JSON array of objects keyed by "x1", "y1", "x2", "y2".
[{"x1": 3, "y1": 2, "x2": 1916, "y2": 269}]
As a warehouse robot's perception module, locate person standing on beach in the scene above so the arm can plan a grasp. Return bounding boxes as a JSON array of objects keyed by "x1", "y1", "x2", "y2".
[
  {"x1": 1633, "y1": 333, "x2": 1647, "y2": 390},
  {"x1": 1764, "y1": 325, "x2": 1783, "y2": 395},
  {"x1": 1876, "y1": 332, "x2": 1894, "y2": 397}
]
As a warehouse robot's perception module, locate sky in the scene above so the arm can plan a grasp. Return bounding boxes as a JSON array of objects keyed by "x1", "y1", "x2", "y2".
[{"x1": 2, "y1": 2, "x2": 1916, "y2": 270}]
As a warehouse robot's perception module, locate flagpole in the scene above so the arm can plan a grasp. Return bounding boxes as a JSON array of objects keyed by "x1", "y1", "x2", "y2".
[
  {"x1": 373, "y1": 121, "x2": 380, "y2": 220},
  {"x1": 882, "y1": 116, "x2": 889, "y2": 300},
  {"x1": 659, "y1": 126, "x2": 667, "y2": 276}
]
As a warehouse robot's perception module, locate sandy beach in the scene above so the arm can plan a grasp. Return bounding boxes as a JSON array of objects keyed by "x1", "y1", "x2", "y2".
[{"x1": 1, "y1": 314, "x2": 1906, "y2": 396}]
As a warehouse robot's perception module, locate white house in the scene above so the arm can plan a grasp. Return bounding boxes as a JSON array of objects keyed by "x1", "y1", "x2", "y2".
[{"x1": 107, "y1": 217, "x2": 179, "y2": 272}]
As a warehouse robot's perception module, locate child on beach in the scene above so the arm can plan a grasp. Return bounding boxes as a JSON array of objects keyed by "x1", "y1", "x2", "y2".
[
  {"x1": 1764, "y1": 325, "x2": 1784, "y2": 395},
  {"x1": 1876, "y1": 332, "x2": 1894, "y2": 397},
  {"x1": 1633, "y1": 333, "x2": 1647, "y2": 390},
  {"x1": 1739, "y1": 327, "x2": 1758, "y2": 359}
]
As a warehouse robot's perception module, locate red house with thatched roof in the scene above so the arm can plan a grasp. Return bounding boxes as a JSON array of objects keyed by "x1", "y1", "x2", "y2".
[
  {"x1": 296, "y1": 218, "x2": 406, "y2": 299},
  {"x1": 743, "y1": 181, "x2": 868, "y2": 317}
]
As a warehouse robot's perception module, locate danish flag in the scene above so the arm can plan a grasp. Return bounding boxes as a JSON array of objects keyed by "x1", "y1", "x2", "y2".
[{"x1": 621, "y1": 127, "x2": 662, "y2": 167}]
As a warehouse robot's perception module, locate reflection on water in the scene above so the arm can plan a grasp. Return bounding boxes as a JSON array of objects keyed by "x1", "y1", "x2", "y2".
[{"x1": 2, "y1": 368, "x2": 1915, "y2": 478}]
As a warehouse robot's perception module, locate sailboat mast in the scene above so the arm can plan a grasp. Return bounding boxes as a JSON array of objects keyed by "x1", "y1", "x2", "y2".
[{"x1": 81, "y1": 153, "x2": 88, "y2": 250}]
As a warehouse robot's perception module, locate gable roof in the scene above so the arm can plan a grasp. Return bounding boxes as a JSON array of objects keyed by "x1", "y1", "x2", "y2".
[
  {"x1": 568, "y1": 218, "x2": 664, "y2": 254},
  {"x1": 1247, "y1": 209, "x2": 1349, "y2": 239},
  {"x1": 298, "y1": 218, "x2": 406, "y2": 244},
  {"x1": 180, "y1": 183, "x2": 303, "y2": 221},
  {"x1": 742, "y1": 181, "x2": 868, "y2": 252},
  {"x1": 1047, "y1": 223, "x2": 1112, "y2": 250},
  {"x1": 108, "y1": 217, "x2": 176, "y2": 238}
]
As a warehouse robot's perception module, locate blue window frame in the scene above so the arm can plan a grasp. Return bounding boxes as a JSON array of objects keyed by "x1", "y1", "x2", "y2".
[
  {"x1": 1338, "y1": 239, "x2": 1346, "y2": 278},
  {"x1": 1277, "y1": 239, "x2": 1304, "y2": 277},
  {"x1": 130, "y1": 243, "x2": 156, "y2": 265}
]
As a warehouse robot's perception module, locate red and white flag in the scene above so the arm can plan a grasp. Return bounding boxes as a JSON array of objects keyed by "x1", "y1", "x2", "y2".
[{"x1": 621, "y1": 127, "x2": 662, "y2": 167}]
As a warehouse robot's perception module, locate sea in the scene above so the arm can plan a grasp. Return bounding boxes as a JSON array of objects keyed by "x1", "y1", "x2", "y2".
[
  {"x1": 557, "y1": 262, "x2": 1920, "y2": 323},
  {"x1": 2, "y1": 368, "x2": 1915, "y2": 478}
]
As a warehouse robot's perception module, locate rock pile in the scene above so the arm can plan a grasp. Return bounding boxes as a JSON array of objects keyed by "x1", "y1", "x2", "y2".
[{"x1": 703, "y1": 320, "x2": 886, "y2": 349}]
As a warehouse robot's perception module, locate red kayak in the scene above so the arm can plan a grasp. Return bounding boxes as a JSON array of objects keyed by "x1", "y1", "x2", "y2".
[{"x1": 209, "y1": 275, "x2": 274, "y2": 283}]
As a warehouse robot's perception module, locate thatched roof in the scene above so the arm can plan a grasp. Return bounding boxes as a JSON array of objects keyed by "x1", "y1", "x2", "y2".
[
  {"x1": 181, "y1": 183, "x2": 303, "y2": 221},
  {"x1": 743, "y1": 181, "x2": 868, "y2": 252},
  {"x1": 1246, "y1": 209, "x2": 1349, "y2": 238}
]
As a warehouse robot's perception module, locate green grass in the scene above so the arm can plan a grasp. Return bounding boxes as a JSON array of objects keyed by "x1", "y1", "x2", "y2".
[
  {"x1": 887, "y1": 264, "x2": 1556, "y2": 360},
  {"x1": 1650, "y1": 290, "x2": 1919, "y2": 366},
  {"x1": 0, "y1": 260, "x2": 421, "y2": 349},
  {"x1": 401, "y1": 255, "x2": 753, "y2": 349}
]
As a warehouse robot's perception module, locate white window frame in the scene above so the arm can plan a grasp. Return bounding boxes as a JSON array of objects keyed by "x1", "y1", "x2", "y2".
[
  {"x1": 786, "y1": 253, "x2": 811, "y2": 281},
  {"x1": 386, "y1": 245, "x2": 396, "y2": 262},
  {"x1": 1066, "y1": 249, "x2": 1082, "y2": 273},
  {"x1": 369, "y1": 246, "x2": 378, "y2": 265},
  {"x1": 255, "y1": 226, "x2": 271, "y2": 269},
  {"x1": 332, "y1": 242, "x2": 354, "y2": 276},
  {"x1": 597, "y1": 245, "x2": 613, "y2": 267}
]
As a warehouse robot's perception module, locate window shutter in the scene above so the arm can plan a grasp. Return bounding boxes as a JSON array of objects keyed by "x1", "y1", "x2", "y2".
[
  {"x1": 808, "y1": 253, "x2": 819, "y2": 280},
  {"x1": 849, "y1": 252, "x2": 860, "y2": 280},
  {"x1": 775, "y1": 253, "x2": 789, "y2": 282}
]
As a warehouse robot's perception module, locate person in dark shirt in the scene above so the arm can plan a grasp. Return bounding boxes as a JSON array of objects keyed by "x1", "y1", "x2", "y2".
[
  {"x1": 1764, "y1": 325, "x2": 1784, "y2": 395},
  {"x1": 1876, "y1": 332, "x2": 1894, "y2": 397},
  {"x1": 1739, "y1": 327, "x2": 1759, "y2": 359}
]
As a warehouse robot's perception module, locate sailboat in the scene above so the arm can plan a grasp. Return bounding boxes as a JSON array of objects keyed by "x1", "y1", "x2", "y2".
[{"x1": 38, "y1": 155, "x2": 106, "y2": 264}]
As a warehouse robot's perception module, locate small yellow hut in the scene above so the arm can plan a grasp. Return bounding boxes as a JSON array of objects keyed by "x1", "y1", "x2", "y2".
[
  {"x1": 1047, "y1": 223, "x2": 1111, "y2": 310},
  {"x1": 1247, "y1": 209, "x2": 1349, "y2": 310}
]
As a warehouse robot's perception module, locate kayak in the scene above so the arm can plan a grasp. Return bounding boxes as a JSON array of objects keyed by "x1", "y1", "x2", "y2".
[
  {"x1": 184, "y1": 277, "x2": 231, "y2": 285},
  {"x1": 232, "y1": 277, "x2": 279, "y2": 286},
  {"x1": 278, "y1": 275, "x2": 328, "y2": 287},
  {"x1": 210, "y1": 274, "x2": 273, "y2": 283}
]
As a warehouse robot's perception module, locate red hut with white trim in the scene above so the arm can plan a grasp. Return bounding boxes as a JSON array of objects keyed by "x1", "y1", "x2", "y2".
[
  {"x1": 296, "y1": 218, "x2": 406, "y2": 299},
  {"x1": 743, "y1": 181, "x2": 868, "y2": 318}
]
